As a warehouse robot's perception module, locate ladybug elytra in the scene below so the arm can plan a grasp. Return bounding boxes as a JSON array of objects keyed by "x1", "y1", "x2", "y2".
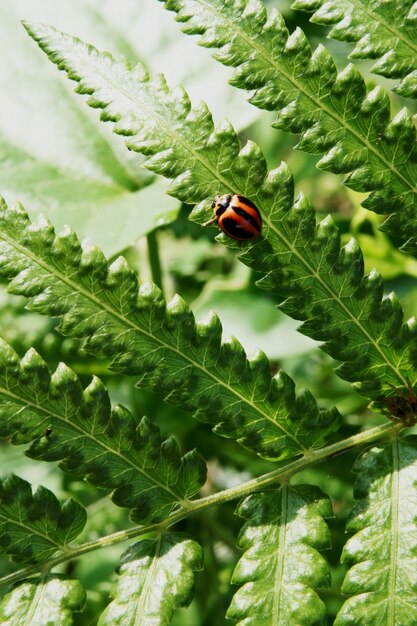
[{"x1": 202, "y1": 194, "x2": 262, "y2": 240}]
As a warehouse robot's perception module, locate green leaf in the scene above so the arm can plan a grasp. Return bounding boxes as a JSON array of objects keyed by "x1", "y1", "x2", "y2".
[
  {"x1": 292, "y1": 0, "x2": 417, "y2": 99},
  {"x1": 19, "y1": 23, "x2": 417, "y2": 404},
  {"x1": 0, "y1": 137, "x2": 179, "y2": 257},
  {"x1": 0, "y1": 575, "x2": 86, "y2": 626},
  {"x1": 0, "y1": 340, "x2": 206, "y2": 524},
  {"x1": 335, "y1": 437, "x2": 417, "y2": 625},
  {"x1": 228, "y1": 486, "x2": 331, "y2": 625},
  {"x1": 0, "y1": 198, "x2": 340, "y2": 461},
  {"x1": 205, "y1": 179, "x2": 417, "y2": 403},
  {"x1": 157, "y1": 0, "x2": 417, "y2": 254},
  {"x1": 98, "y1": 533, "x2": 202, "y2": 626},
  {"x1": 0, "y1": 474, "x2": 86, "y2": 564},
  {"x1": 0, "y1": 3, "x2": 183, "y2": 258}
]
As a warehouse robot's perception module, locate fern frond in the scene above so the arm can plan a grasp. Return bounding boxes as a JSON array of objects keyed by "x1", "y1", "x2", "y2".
[
  {"x1": 228, "y1": 486, "x2": 331, "y2": 625},
  {"x1": 0, "y1": 576, "x2": 85, "y2": 626},
  {"x1": 0, "y1": 341, "x2": 206, "y2": 524},
  {"x1": 335, "y1": 437, "x2": 417, "y2": 624},
  {"x1": 292, "y1": 0, "x2": 417, "y2": 99},
  {"x1": 199, "y1": 183, "x2": 417, "y2": 402},
  {"x1": 0, "y1": 474, "x2": 86, "y2": 564},
  {"x1": 157, "y1": 0, "x2": 417, "y2": 254},
  {"x1": 13, "y1": 24, "x2": 417, "y2": 403},
  {"x1": 0, "y1": 199, "x2": 339, "y2": 461},
  {"x1": 99, "y1": 533, "x2": 202, "y2": 626}
]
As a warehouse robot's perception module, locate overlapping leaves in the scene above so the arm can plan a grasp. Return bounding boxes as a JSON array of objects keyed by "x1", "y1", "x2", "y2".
[
  {"x1": 159, "y1": 0, "x2": 417, "y2": 254},
  {"x1": 22, "y1": 23, "x2": 417, "y2": 405},
  {"x1": 0, "y1": 199, "x2": 337, "y2": 461},
  {"x1": 292, "y1": 0, "x2": 417, "y2": 99},
  {"x1": 0, "y1": 474, "x2": 86, "y2": 564},
  {"x1": 99, "y1": 534, "x2": 202, "y2": 626},
  {"x1": 0, "y1": 340, "x2": 206, "y2": 523},
  {"x1": 335, "y1": 437, "x2": 417, "y2": 624},
  {"x1": 228, "y1": 486, "x2": 331, "y2": 625}
]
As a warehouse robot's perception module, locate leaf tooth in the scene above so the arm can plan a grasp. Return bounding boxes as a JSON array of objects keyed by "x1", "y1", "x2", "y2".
[
  {"x1": 7, "y1": 266, "x2": 45, "y2": 298},
  {"x1": 25, "y1": 213, "x2": 55, "y2": 248},
  {"x1": 166, "y1": 293, "x2": 195, "y2": 334},
  {"x1": 291, "y1": 0, "x2": 322, "y2": 10},
  {"x1": 285, "y1": 26, "x2": 311, "y2": 59},
  {"x1": 248, "y1": 349, "x2": 274, "y2": 395},
  {"x1": 0, "y1": 199, "x2": 30, "y2": 232},
  {"x1": 50, "y1": 362, "x2": 83, "y2": 407},
  {"x1": 309, "y1": 44, "x2": 337, "y2": 85},
  {"x1": 167, "y1": 170, "x2": 215, "y2": 203},
  {"x1": 0, "y1": 338, "x2": 19, "y2": 374},
  {"x1": 318, "y1": 141, "x2": 366, "y2": 174},
  {"x1": 373, "y1": 49, "x2": 416, "y2": 78},
  {"x1": 332, "y1": 63, "x2": 366, "y2": 107},
  {"x1": 107, "y1": 256, "x2": 138, "y2": 306},
  {"x1": 219, "y1": 336, "x2": 249, "y2": 381},
  {"x1": 242, "y1": 0, "x2": 266, "y2": 23},
  {"x1": 137, "y1": 279, "x2": 165, "y2": 311},
  {"x1": 207, "y1": 118, "x2": 239, "y2": 155},
  {"x1": 202, "y1": 29, "x2": 231, "y2": 50},
  {"x1": 178, "y1": 449, "x2": 207, "y2": 498},
  {"x1": 19, "y1": 348, "x2": 51, "y2": 395},
  {"x1": 186, "y1": 101, "x2": 213, "y2": 136},
  {"x1": 82, "y1": 374, "x2": 111, "y2": 412},
  {"x1": 349, "y1": 32, "x2": 376, "y2": 59},
  {"x1": 195, "y1": 311, "x2": 222, "y2": 355},
  {"x1": 312, "y1": 216, "x2": 340, "y2": 263},
  {"x1": 345, "y1": 165, "x2": 384, "y2": 192},
  {"x1": 79, "y1": 242, "x2": 108, "y2": 279},
  {"x1": 360, "y1": 86, "x2": 390, "y2": 131},
  {"x1": 394, "y1": 71, "x2": 417, "y2": 99},
  {"x1": 264, "y1": 162, "x2": 294, "y2": 202},
  {"x1": 313, "y1": 2, "x2": 345, "y2": 25},
  {"x1": 265, "y1": 6, "x2": 287, "y2": 35},
  {"x1": 379, "y1": 291, "x2": 405, "y2": 335},
  {"x1": 234, "y1": 140, "x2": 267, "y2": 192},
  {"x1": 249, "y1": 86, "x2": 282, "y2": 113},
  {"x1": 137, "y1": 415, "x2": 163, "y2": 454},
  {"x1": 337, "y1": 237, "x2": 364, "y2": 280},
  {"x1": 296, "y1": 122, "x2": 332, "y2": 153},
  {"x1": 385, "y1": 107, "x2": 417, "y2": 151},
  {"x1": 53, "y1": 225, "x2": 82, "y2": 260}
]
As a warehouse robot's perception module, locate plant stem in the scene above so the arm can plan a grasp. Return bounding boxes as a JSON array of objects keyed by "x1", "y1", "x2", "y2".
[
  {"x1": 0, "y1": 421, "x2": 401, "y2": 588},
  {"x1": 147, "y1": 230, "x2": 163, "y2": 292}
]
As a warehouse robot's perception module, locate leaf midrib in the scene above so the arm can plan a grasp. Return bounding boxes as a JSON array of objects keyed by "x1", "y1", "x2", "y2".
[
  {"x1": 0, "y1": 230, "x2": 304, "y2": 451},
  {"x1": 259, "y1": 215, "x2": 410, "y2": 388},
  {"x1": 29, "y1": 24, "x2": 412, "y2": 392},
  {"x1": 193, "y1": 0, "x2": 417, "y2": 196},
  {"x1": 84, "y1": 43, "x2": 410, "y2": 390},
  {"x1": 0, "y1": 385, "x2": 186, "y2": 507},
  {"x1": 342, "y1": 0, "x2": 417, "y2": 55},
  {"x1": 273, "y1": 486, "x2": 288, "y2": 623},
  {"x1": 135, "y1": 536, "x2": 162, "y2": 624},
  {"x1": 388, "y1": 438, "x2": 400, "y2": 625},
  {"x1": 0, "y1": 509, "x2": 62, "y2": 551}
]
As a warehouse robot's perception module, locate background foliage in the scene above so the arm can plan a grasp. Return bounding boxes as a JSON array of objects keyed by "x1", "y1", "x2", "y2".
[{"x1": 0, "y1": 0, "x2": 416, "y2": 624}]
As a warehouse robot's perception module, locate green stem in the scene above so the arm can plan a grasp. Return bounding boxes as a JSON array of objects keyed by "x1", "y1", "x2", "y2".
[
  {"x1": 146, "y1": 230, "x2": 163, "y2": 293},
  {"x1": 0, "y1": 421, "x2": 401, "y2": 588}
]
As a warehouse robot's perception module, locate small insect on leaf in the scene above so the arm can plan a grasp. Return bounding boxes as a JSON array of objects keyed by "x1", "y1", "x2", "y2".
[{"x1": 203, "y1": 194, "x2": 262, "y2": 240}]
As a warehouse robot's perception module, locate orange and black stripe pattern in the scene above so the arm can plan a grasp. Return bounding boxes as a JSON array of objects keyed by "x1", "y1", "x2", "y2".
[{"x1": 204, "y1": 194, "x2": 262, "y2": 240}]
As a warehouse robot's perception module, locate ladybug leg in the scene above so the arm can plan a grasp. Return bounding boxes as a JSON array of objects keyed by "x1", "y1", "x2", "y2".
[{"x1": 202, "y1": 217, "x2": 218, "y2": 227}]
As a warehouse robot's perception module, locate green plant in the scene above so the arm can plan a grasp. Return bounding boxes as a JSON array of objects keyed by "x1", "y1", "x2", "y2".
[{"x1": 0, "y1": 1, "x2": 416, "y2": 624}]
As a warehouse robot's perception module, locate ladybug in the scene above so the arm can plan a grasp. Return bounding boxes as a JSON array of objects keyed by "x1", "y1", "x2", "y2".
[{"x1": 202, "y1": 194, "x2": 262, "y2": 240}]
